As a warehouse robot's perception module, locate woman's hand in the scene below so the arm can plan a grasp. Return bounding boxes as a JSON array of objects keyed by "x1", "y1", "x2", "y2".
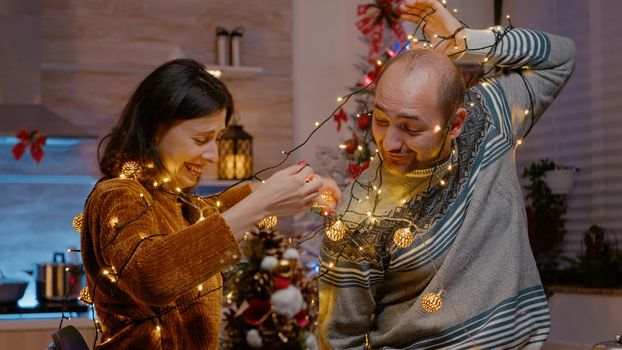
[
  {"x1": 400, "y1": 0, "x2": 466, "y2": 55},
  {"x1": 311, "y1": 176, "x2": 341, "y2": 217},
  {"x1": 253, "y1": 164, "x2": 323, "y2": 217},
  {"x1": 222, "y1": 164, "x2": 322, "y2": 237}
]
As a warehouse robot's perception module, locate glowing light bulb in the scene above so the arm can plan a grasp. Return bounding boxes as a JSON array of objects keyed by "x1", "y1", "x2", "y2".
[
  {"x1": 393, "y1": 227, "x2": 415, "y2": 248},
  {"x1": 216, "y1": 200, "x2": 222, "y2": 207},
  {"x1": 337, "y1": 96, "x2": 344, "y2": 102},
  {"x1": 326, "y1": 220, "x2": 346, "y2": 241},
  {"x1": 314, "y1": 121, "x2": 320, "y2": 127},
  {"x1": 440, "y1": 179, "x2": 446, "y2": 186},
  {"x1": 524, "y1": 109, "x2": 530, "y2": 115},
  {"x1": 517, "y1": 139, "x2": 523, "y2": 145},
  {"x1": 376, "y1": 60, "x2": 382, "y2": 66},
  {"x1": 357, "y1": 145, "x2": 363, "y2": 151},
  {"x1": 469, "y1": 102, "x2": 475, "y2": 107},
  {"x1": 328, "y1": 262, "x2": 335, "y2": 268},
  {"x1": 452, "y1": 8, "x2": 458, "y2": 13},
  {"x1": 434, "y1": 125, "x2": 442, "y2": 133},
  {"x1": 175, "y1": 187, "x2": 181, "y2": 192}
]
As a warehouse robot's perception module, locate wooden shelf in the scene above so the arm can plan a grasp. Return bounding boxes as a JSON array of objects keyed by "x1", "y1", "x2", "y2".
[
  {"x1": 42, "y1": 62, "x2": 263, "y2": 79},
  {"x1": 205, "y1": 65, "x2": 263, "y2": 79}
]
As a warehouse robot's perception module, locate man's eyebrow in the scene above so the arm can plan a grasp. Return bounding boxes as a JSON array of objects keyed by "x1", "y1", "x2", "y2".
[{"x1": 373, "y1": 103, "x2": 421, "y2": 121}]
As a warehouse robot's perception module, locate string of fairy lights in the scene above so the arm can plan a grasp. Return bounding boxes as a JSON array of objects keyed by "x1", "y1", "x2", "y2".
[{"x1": 55, "y1": 1, "x2": 540, "y2": 348}]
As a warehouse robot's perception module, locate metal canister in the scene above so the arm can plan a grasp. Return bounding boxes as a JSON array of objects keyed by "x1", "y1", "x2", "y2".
[
  {"x1": 230, "y1": 26, "x2": 244, "y2": 66},
  {"x1": 216, "y1": 26, "x2": 229, "y2": 66}
]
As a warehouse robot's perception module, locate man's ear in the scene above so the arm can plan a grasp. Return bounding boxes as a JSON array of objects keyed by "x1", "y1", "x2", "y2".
[{"x1": 448, "y1": 107, "x2": 467, "y2": 139}]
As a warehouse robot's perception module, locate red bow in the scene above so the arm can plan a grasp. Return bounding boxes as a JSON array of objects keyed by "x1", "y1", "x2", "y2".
[
  {"x1": 356, "y1": 0, "x2": 406, "y2": 63},
  {"x1": 12, "y1": 129, "x2": 47, "y2": 164},
  {"x1": 333, "y1": 108, "x2": 349, "y2": 132},
  {"x1": 349, "y1": 161, "x2": 371, "y2": 179}
]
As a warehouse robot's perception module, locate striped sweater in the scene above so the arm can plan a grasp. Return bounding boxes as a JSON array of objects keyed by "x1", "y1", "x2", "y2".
[{"x1": 319, "y1": 28, "x2": 576, "y2": 350}]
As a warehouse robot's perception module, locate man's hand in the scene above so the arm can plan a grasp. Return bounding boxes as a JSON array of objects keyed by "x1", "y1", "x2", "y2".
[{"x1": 400, "y1": 0, "x2": 466, "y2": 56}]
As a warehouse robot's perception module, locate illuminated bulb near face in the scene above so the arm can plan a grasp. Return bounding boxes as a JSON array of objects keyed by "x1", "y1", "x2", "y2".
[
  {"x1": 314, "y1": 121, "x2": 320, "y2": 127},
  {"x1": 163, "y1": 177, "x2": 170, "y2": 183},
  {"x1": 326, "y1": 219, "x2": 346, "y2": 241},
  {"x1": 524, "y1": 109, "x2": 530, "y2": 115},
  {"x1": 440, "y1": 179, "x2": 446, "y2": 186},
  {"x1": 198, "y1": 284, "x2": 203, "y2": 291},
  {"x1": 421, "y1": 291, "x2": 443, "y2": 313},
  {"x1": 153, "y1": 181, "x2": 158, "y2": 187},
  {"x1": 454, "y1": 45, "x2": 459, "y2": 51},
  {"x1": 483, "y1": 57, "x2": 489, "y2": 63},
  {"x1": 156, "y1": 325, "x2": 161, "y2": 332},
  {"x1": 175, "y1": 187, "x2": 182, "y2": 192},
  {"x1": 434, "y1": 125, "x2": 442, "y2": 133},
  {"x1": 452, "y1": 8, "x2": 458, "y2": 13},
  {"x1": 281, "y1": 150, "x2": 287, "y2": 154},
  {"x1": 506, "y1": 14, "x2": 511, "y2": 19},
  {"x1": 377, "y1": 189, "x2": 382, "y2": 194},
  {"x1": 370, "y1": 156, "x2": 375, "y2": 161},
  {"x1": 328, "y1": 262, "x2": 335, "y2": 268},
  {"x1": 442, "y1": 0, "x2": 446, "y2": 4},
  {"x1": 357, "y1": 145, "x2": 363, "y2": 151},
  {"x1": 433, "y1": 34, "x2": 438, "y2": 38},
  {"x1": 337, "y1": 96, "x2": 344, "y2": 102},
  {"x1": 448, "y1": 164, "x2": 453, "y2": 171},
  {"x1": 373, "y1": 185, "x2": 377, "y2": 191},
  {"x1": 407, "y1": 34, "x2": 413, "y2": 40},
  {"x1": 339, "y1": 144, "x2": 347, "y2": 149},
  {"x1": 216, "y1": 200, "x2": 222, "y2": 208},
  {"x1": 469, "y1": 102, "x2": 475, "y2": 107},
  {"x1": 261, "y1": 180, "x2": 266, "y2": 184},
  {"x1": 393, "y1": 227, "x2": 415, "y2": 248},
  {"x1": 517, "y1": 139, "x2": 523, "y2": 146},
  {"x1": 412, "y1": 38, "x2": 418, "y2": 43},
  {"x1": 376, "y1": 60, "x2": 382, "y2": 66},
  {"x1": 120, "y1": 161, "x2": 141, "y2": 178}
]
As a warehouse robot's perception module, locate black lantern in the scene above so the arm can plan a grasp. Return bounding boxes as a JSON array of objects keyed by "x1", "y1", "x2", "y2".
[{"x1": 218, "y1": 124, "x2": 253, "y2": 180}]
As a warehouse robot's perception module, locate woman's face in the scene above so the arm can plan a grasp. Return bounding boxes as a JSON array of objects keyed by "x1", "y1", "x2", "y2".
[{"x1": 158, "y1": 109, "x2": 227, "y2": 189}]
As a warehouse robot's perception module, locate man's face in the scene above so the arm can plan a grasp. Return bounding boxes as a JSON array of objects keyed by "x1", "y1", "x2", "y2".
[{"x1": 372, "y1": 65, "x2": 449, "y2": 175}]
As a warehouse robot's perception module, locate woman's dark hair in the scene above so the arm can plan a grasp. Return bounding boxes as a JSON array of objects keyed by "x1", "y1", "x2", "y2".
[{"x1": 98, "y1": 58, "x2": 234, "y2": 180}]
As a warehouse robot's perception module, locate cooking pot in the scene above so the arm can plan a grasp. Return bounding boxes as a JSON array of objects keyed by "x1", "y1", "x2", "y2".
[
  {"x1": 34, "y1": 252, "x2": 84, "y2": 302},
  {"x1": 593, "y1": 335, "x2": 622, "y2": 350},
  {"x1": 0, "y1": 270, "x2": 28, "y2": 304}
]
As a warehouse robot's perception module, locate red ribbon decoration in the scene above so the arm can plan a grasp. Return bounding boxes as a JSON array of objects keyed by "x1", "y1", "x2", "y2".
[
  {"x1": 349, "y1": 161, "x2": 371, "y2": 179},
  {"x1": 333, "y1": 108, "x2": 349, "y2": 132},
  {"x1": 356, "y1": 0, "x2": 406, "y2": 63},
  {"x1": 12, "y1": 129, "x2": 47, "y2": 164}
]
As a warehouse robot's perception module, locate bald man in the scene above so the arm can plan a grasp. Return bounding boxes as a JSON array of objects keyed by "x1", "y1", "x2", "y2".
[{"x1": 319, "y1": 1, "x2": 575, "y2": 349}]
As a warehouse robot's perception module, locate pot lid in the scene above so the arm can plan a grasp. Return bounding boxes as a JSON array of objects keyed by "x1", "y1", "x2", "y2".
[{"x1": 0, "y1": 270, "x2": 29, "y2": 284}]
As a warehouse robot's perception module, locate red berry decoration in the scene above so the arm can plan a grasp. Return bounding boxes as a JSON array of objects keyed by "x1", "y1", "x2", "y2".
[{"x1": 357, "y1": 114, "x2": 371, "y2": 130}]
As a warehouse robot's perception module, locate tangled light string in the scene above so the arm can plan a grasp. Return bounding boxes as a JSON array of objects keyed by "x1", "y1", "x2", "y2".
[{"x1": 60, "y1": 2, "x2": 538, "y2": 347}]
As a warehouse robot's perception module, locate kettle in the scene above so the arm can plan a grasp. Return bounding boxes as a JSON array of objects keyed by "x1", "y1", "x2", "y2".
[{"x1": 593, "y1": 335, "x2": 622, "y2": 350}]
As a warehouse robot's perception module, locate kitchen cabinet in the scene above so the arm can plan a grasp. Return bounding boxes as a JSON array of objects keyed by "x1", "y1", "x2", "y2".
[{"x1": 0, "y1": 317, "x2": 95, "y2": 349}]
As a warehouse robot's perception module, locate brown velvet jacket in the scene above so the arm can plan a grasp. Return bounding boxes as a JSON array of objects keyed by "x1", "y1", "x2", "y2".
[{"x1": 81, "y1": 178, "x2": 251, "y2": 349}]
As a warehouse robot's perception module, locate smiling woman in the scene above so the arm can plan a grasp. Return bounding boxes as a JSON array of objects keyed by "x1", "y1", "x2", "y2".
[{"x1": 82, "y1": 59, "x2": 340, "y2": 349}]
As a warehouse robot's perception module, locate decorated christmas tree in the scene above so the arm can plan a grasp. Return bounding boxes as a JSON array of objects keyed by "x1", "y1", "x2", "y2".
[{"x1": 222, "y1": 225, "x2": 319, "y2": 350}]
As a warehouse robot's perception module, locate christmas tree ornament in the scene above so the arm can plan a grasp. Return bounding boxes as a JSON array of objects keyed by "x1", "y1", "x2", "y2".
[
  {"x1": 257, "y1": 216, "x2": 278, "y2": 230},
  {"x1": 275, "y1": 259, "x2": 293, "y2": 278},
  {"x1": 393, "y1": 227, "x2": 415, "y2": 248},
  {"x1": 72, "y1": 213, "x2": 84, "y2": 234},
  {"x1": 421, "y1": 291, "x2": 443, "y2": 313},
  {"x1": 326, "y1": 219, "x2": 347, "y2": 241}
]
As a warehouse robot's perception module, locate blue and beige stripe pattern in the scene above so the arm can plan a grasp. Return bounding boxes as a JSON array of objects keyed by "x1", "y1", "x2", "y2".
[{"x1": 319, "y1": 27, "x2": 575, "y2": 350}]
